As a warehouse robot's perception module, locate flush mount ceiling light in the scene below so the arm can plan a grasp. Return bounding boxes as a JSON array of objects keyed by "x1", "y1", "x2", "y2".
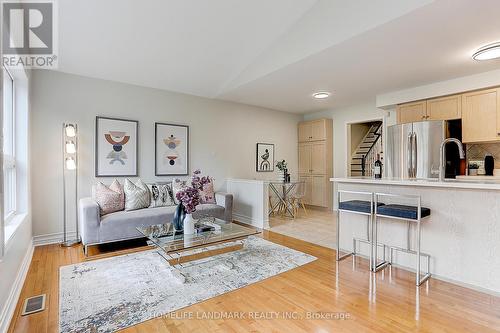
[
  {"x1": 312, "y1": 91, "x2": 331, "y2": 99},
  {"x1": 472, "y1": 42, "x2": 500, "y2": 61}
]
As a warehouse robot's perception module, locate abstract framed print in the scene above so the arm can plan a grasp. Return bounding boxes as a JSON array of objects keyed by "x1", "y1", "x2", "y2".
[
  {"x1": 256, "y1": 143, "x2": 274, "y2": 172},
  {"x1": 155, "y1": 123, "x2": 189, "y2": 176},
  {"x1": 95, "y1": 116, "x2": 138, "y2": 177}
]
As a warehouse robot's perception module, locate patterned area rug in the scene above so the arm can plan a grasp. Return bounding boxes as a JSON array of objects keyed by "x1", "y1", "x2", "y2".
[{"x1": 59, "y1": 236, "x2": 316, "y2": 333}]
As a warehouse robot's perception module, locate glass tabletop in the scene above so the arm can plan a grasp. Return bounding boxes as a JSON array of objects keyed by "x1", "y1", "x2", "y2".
[{"x1": 136, "y1": 218, "x2": 260, "y2": 254}]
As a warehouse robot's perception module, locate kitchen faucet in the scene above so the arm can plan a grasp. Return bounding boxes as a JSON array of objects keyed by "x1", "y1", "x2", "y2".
[{"x1": 439, "y1": 138, "x2": 465, "y2": 182}]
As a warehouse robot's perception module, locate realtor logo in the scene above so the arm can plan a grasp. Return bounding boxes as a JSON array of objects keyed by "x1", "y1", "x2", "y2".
[{"x1": 2, "y1": 0, "x2": 58, "y2": 68}]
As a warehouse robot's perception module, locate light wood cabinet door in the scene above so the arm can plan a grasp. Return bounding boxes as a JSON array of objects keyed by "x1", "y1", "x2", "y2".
[
  {"x1": 311, "y1": 119, "x2": 326, "y2": 141},
  {"x1": 298, "y1": 143, "x2": 312, "y2": 173},
  {"x1": 298, "y1": 122, "x2": 312, "y2": 142},
  {"x1": 397, "y1": 101, "x2": 427, "y2": 123},
  {"x1": 462, "y1": 88, "x2": 500, "y2": 143},
  {"x1": 426, "y1": 94, "x2": 462, "y2": 120},
  {"x1": 310, "y1": 142, "x2": 326, "y2": 174},
  {"x1": 311, "y1": 175, "x2": 327, "y2": 207},
  {"x1": 299, "y1": 175, "x2": 312, "y2": 205}
]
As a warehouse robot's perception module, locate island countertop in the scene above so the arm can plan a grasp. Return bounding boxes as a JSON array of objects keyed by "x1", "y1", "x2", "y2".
[{"x1": 330, "y1": 176, "x2": 500, "y2": 190}]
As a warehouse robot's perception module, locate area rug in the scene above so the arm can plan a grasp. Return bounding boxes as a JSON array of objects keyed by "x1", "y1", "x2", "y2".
[{"x1": 59, "y1": 236, "x2": 316, "y2": 333}]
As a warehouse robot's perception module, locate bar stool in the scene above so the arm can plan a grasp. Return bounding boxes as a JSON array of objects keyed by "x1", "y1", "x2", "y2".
[
  {"x1": 336, "y1": 190, "x2": 385, "y2": 270},
  {"x1": 373, "y1": 193, "x2": 431, "y2": 286}
]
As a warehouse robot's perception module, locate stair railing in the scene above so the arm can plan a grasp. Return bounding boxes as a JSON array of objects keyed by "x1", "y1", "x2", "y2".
[{"x1": 361, "y1": 123, "x2": 383, "y2": 177}]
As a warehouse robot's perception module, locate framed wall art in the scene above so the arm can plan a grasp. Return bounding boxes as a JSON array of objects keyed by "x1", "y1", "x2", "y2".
[
  {"x1": 155, "y1": 122, "x2": 189, "y2": 176},
  {"x1": 95, "y1": 116, "x2": 138, "y2": 177},
  {"x1": 256, "y1": 143, "x2": 274, "y2": 172}
]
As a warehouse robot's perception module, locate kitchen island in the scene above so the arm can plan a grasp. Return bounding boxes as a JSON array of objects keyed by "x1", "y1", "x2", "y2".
[{"x1": 331, "y1": 177, "x2": 500, "y2": 294}]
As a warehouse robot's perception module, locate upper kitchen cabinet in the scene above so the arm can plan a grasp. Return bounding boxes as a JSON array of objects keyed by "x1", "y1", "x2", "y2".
[
  {"x1": 426, "y1": 94, "x2": 462, "y2": 120},
  {"x1": 462, "y1": 88, "x2": 500, "y2": 143},
  {"x1": 397, "y1": 95, "x2": 462, "y2": 124},
  {"x1": 298, "y1": 119, "x2": 328, "y2": 142},
  {"x1": 396, "y1": 101, "x2": 427, "y2": 123}
]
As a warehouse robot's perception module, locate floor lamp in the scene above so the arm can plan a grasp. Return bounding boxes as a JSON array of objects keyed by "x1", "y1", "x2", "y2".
[{"x1": 61, "y1": 123, "x2": 80, "y2": 247}]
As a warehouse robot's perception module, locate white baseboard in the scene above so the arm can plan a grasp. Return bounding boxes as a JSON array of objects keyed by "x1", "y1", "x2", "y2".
[
  {"x1": 33, "y1": 231, "x2": 77, "y2": 246},
  {"x1": 233, "y1": 213, "x2": 269, "y2": 229},
  {"x1": 0, "y1": 240, "x2": 34, "y2": 333}
]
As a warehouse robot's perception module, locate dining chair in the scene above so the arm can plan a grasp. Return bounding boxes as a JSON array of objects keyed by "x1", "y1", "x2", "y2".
[{"x1": 291, "y1": 181, "x2": 307, "y2": 216}]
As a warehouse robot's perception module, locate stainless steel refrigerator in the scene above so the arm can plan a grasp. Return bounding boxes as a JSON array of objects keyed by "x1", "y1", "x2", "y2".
[{"x1": 386, "y1": 120, "x2": 445, "y2": 179}]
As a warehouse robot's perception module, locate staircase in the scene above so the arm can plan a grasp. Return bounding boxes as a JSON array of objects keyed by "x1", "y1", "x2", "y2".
[{"x1": 350, "y1": 122, "x2": 383, "y2": 177}]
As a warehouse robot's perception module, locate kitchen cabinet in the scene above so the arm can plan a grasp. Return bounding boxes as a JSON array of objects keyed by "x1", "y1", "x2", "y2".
[
  {"x1": 299, "y1": 142, "x2": 326, "y2": 174},
  {"x1": 397, "y1": 101, "x2": 427, "y2": 123},
  {"x1": 426, "y1": 94, "x2": 462, "y2": 120},
  {"x1": 462, "y1": 88, "x2": 500, "y2": 143},
  {"x1": 298, "y1": 119, "x2": 328, "y2": 142},
  {"x1": 397, "y1": 95, "x2": 461, "y2": 124},
  {"x1": 297, "y1": 119, "x2": 332, "y2": 209}
]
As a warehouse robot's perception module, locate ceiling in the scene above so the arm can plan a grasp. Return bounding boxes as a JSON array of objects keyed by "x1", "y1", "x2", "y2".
[{"x1": 56, "y1": 0, "x2": 500, "y2": 113}]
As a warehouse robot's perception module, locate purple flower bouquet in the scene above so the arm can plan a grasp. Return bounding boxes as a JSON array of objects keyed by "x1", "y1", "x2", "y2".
[{"x1": 175, "y1": 169, "x2": 211, "y2": 214}]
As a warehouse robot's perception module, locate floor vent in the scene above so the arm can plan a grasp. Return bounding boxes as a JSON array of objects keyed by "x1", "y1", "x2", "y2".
[{"x1": 21, "y1": 294, "x2": 46, "y2": 316}]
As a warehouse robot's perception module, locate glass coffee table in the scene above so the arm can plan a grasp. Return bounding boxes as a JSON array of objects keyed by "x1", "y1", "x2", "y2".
[{"x1": 136, "y1": 218, "x2": 260, "y2": 283}]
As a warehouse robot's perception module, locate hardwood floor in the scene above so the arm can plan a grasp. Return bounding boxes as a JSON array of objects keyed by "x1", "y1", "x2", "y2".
[{"x1": 8, "y1": 226, "x2": 500, "y2": 332}]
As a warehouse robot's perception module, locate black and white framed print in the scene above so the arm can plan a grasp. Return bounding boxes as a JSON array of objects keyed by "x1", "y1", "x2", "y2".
[
  {"x1": 256, "y1": 143, "x2": 274, "y2": 172},
  {"x1": 155, "y1": 123, "x2": 189, "y2": 176},
  {"x1": 95, "y1": 116, "x2": 138, "y2": 177}
]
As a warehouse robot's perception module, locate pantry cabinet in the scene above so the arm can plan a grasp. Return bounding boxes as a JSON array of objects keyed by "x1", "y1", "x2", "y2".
[
  {"x1": 298, "y1": 119, "x2": 333, "y2": 209},
  {"x1": 298, "y1": 119, "x2": 328, "y2": 142}
]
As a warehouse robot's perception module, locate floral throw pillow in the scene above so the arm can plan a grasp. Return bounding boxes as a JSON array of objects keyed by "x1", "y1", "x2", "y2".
[
  {"x1": 199, "y1": 179, "x2": 216, "y2": 204},
  {"x1": 172, "y1": 179, "x2": 188, "y2": 205},
  {"x1": 93, "y1": 180, "x2": 124, "y2": 215},
  {"x1": 124, "y1": 179, "x2": 150, "y2": 211},
  {"x1": 147, "y1": 183, "x2": 176, "y2": 208}
]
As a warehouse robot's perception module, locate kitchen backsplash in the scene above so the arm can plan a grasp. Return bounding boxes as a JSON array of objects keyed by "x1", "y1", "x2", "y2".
[{"x1": 466, "y1": 143, "x2": 500, "y2": 168}]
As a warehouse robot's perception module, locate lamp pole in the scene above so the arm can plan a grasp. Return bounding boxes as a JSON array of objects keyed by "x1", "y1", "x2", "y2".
[{"x1": 61, "y1": 123, "x2": 80, "y2": 247}]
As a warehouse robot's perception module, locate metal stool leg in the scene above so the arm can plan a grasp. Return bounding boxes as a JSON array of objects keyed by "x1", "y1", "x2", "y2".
[
  {"x1": 372, "y1": 201, "x2": 389, "y2": 273},
  {"x1": 336, "y1": 209, "x2": 352, "y2": 261}
]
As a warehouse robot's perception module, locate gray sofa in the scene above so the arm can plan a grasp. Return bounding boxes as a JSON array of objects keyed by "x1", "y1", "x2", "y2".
[{"x1": 78, "y1": 192, "x2": 233, "y2": 254}]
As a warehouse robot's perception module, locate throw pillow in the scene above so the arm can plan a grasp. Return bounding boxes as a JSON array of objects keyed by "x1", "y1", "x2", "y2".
[
  {"x1": 93, "y1": 180, "x2": 124, "y2": 215},
  {"x1": 124, "y1": 179, "x2": 150, "y2": 211},
  {"x1": 172, "y1": 179, "x2": 188, "y2": 204},
  {"x1": 199, "y1": 179, "x2": 216, "y2": 204},
  {"x1": 148, "y1": 183, "x2": 176, "y2": 208}
]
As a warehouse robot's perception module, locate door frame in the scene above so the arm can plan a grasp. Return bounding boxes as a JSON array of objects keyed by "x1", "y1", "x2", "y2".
[{"x1": 345, "y1": 117, "x2": 385, "y2": 177}]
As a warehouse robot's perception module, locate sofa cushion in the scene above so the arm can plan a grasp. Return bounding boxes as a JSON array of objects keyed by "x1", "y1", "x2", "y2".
[
  {"x1": 93, "y1": 180, "x2": 124, "y2": 215},
  {"x1": 100, "y1": 206, "x2": 177, "y2": 242},
  {"x1": 124, "y1": 179, "x2": 150, "y2": 211},
  {"x1": 147, "y1": 183, "x2": 175, "y2": 208}
]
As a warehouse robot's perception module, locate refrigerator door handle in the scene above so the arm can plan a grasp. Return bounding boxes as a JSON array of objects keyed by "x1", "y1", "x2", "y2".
[
  {"x1": 412, "y1": 132, "x2": 418, "y2": 178},
  {"x1": 407, "y1": 132, "x2": 413, "y2": 178}
]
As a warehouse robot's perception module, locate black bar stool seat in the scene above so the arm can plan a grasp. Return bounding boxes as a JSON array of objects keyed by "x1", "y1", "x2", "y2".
[
  {"x1": 339, "y1": 200, "x2": 385, "y2": 214},
  {"x1": 377, "y1": 204, "x2": 430, "y2": 220}
]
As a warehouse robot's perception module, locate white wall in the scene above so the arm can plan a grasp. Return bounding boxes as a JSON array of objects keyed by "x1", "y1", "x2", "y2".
[
  {"x1": 304, "y1": 102, "x2": 393, "y2": 178},
  {"x1": 0, "y1": 67, "x2": 33, "y2": 332},
  {"x1": 30, "y1": 70, "x2": 301, "y2": 238}
]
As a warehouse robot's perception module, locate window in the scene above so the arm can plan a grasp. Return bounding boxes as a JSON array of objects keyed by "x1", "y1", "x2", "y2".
[{"x1": 3, "y1": 65, "x2": 16, "y2": 221}]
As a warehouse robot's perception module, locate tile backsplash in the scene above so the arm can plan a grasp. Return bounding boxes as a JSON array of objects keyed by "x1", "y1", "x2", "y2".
[{"x1": 466, "y1": 143, "x2": 500, "y2": 168}]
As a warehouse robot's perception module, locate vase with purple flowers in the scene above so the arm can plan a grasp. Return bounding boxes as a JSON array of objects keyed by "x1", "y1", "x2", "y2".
[{"x1": 175, "y1": 169, "x2": 211, "y2": 234}]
